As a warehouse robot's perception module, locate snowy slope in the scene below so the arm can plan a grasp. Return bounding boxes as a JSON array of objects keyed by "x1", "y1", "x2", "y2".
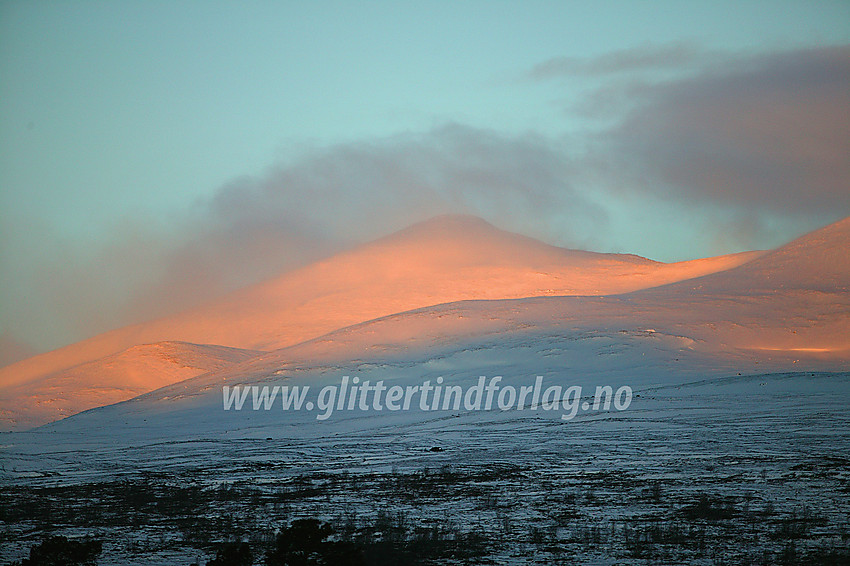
[
  {"x1": 1, "y1": 217, "x2": 848, "y2": 566},
  {"x1": 0, "y1": 215, "x2": 760, "y2": 429},
  {"x1": 628, "y1": 215, "x2": 850, "y2": 354},
  {"x1": 0, "y1": 341, "x2": 261, "y2": 431},
  {"x1": 22, "y1": 215, "x2": 848, "y2": 444}
]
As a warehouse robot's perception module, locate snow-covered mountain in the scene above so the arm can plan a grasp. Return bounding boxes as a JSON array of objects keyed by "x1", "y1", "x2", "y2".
[
  {"x1": 17, "y1": 214, "x2": 848, "y2": 443},
  {"x1": 0, "y1": 215, "x2": 763, "y2": 430}
]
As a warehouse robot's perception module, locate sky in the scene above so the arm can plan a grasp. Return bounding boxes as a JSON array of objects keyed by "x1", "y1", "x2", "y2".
[{"x1": 1, "y1": 0, "x2": 849, "y2": 362}]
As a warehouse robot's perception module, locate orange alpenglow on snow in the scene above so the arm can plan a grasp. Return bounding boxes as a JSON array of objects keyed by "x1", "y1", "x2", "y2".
[{"x1": 1, "y1": 214, "x2": 848, "y2": 431}]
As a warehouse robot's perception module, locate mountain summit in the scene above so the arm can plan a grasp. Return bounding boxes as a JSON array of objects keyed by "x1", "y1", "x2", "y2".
[{"x1": 0, "y1": 214, "x2": 778, "y2": 429}]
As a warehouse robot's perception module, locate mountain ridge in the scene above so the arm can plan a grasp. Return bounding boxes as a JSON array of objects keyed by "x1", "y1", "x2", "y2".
[
  {"x1": 0, "y1": 341, "x2": 262, "y2": 430},
  {"x1": 1, "y1": 215, "x2": 759, "y2": 387},
  {"x1": 3, "y1": 213, "x2": 821, "y2": 430}
]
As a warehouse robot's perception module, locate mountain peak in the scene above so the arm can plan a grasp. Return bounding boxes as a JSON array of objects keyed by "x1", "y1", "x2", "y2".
[
  {"x1": 410, "y1": 213, "x2": 495, "y2": 229},
  {"x1": 728, "y1": 215, "x2": 850, "y2": 291},
  {"x1": 361, "y1": 213, "x2": 616, "y2": 269},
  {"x1": 1, "y1": 214, "x2": 789, "y2": 430},
  {"x1": 641, "y1": 215, "x2": 850, "y2": 295},
  {"x1": 383, "y1": 214, "x2": 500, "y2": 242}
]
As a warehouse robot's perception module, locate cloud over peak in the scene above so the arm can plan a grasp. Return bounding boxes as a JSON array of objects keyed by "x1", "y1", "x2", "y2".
[
  {"x1": 4, "y1": 44, "x2": 847, "y2": 357},
  {"x1": 590, "y1": 44, "x2": 850, "y2": 216}
]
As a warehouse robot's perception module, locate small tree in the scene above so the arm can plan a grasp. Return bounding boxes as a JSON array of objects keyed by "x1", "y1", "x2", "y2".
[
  {"x1": 208, "y1": 541, "x2": 252, "y2": 566},
  {"x1": 21, "y1": 536, "x2": 102, "y2": 566},
  {"x1": 265, "y1": 519, "x2": 364, "y2": 566}
]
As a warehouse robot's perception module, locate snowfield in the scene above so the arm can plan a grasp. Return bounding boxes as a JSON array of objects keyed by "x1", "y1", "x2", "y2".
[
  {"x1": 1, "y1": 215, "x2": 849, "y2": 564},
  {"x1": 2, "y1": 368, "x2": 848, "y2": 564}
]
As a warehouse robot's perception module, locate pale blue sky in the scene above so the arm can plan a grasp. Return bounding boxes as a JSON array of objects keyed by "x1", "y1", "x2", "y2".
[{"x1": 1, "y1": 1, "x2": 849, "y2": 355}]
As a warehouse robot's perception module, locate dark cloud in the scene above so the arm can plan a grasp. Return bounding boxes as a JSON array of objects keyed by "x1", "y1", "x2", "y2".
[
  {"x1": 528, "y1": 42, "x2": 714, "y2": 79},
  {"x1": 595, "y1": 45, "x2": 850, "y2": 215}
]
